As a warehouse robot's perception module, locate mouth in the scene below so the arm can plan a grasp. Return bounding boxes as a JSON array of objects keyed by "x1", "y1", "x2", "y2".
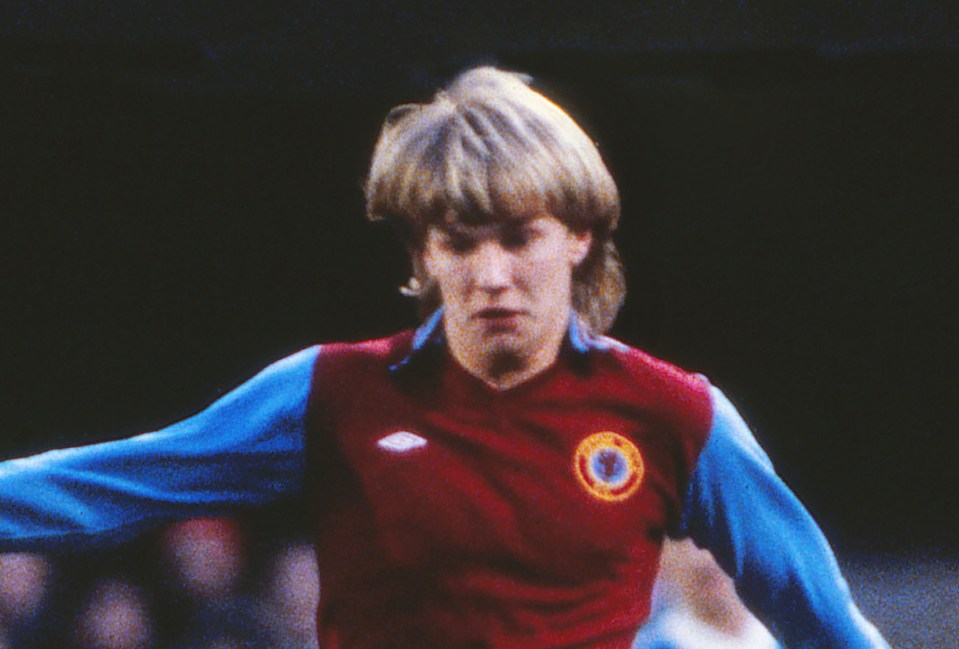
[
  {"x1": 478, "y1": 307, "x2": 520, "y2": 317},
  {"x1": 475, "y1": 308, "x2": 524, "y2": 330}
]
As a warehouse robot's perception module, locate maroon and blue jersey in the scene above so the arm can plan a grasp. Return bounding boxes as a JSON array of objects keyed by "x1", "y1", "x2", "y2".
[
  {"x1": 0, "y1": 313, "x2": 889, "y2": 648},
  {"x1": 308, "y1": 318, "x2": 711, "y2": 648}
]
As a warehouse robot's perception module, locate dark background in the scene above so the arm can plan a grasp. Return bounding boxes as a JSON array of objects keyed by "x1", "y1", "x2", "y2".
[{"x1": 1, "y1": 2, "x2": 957, "y2": 552}]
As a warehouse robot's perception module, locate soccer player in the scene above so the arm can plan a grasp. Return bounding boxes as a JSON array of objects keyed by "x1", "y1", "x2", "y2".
[{"x1": 0, "y1": 67, "x2": 889, "y2": 648}]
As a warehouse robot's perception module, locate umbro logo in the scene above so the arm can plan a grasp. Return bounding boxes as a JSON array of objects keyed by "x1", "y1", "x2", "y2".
[{"x1": 376, "y1": 431, "x2": 428, "y2": 452}]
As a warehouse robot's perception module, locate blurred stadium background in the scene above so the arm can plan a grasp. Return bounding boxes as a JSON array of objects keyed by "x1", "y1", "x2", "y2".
[{"x1": 1, "y1": 2, "x2": 957, "y2": 647}]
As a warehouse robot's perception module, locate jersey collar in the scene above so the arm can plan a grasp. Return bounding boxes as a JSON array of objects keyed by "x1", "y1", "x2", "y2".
[{"x1": 389, "y1": 308, "x2": 608, "y2": 374}]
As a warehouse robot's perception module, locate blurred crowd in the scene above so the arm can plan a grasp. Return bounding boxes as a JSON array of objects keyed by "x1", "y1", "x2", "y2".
[
  {"x1": 1, "y1": 515, "x2": 775, "y2": 649},
  {"x1": 0, "y1": 516, "x2": 318, "y2": 649}
]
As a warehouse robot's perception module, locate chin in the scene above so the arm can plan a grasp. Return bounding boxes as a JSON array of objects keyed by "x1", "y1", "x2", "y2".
[
  {"x1": 486, "y1": 348, "x2": 526, "y2": 377},
  {"x1": 482, "y1": 338, "x2": 521, "y2": 359},
  {"x1": 473, "y1": 327, "x2": 516, "y2": 353}
]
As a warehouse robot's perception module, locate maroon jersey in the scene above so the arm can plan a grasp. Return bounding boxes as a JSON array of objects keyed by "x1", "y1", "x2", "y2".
[{"x1": 307, "y1": 329, "x2": 712, "y2": 649}]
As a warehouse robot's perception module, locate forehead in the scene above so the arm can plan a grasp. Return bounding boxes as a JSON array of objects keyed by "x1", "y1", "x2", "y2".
[
  {"x1": 429, "y1": 206, "x2": 557, "y2": 230},
  {"x1": 431, "y1": 211, "x2": 556, "y2": 236}
]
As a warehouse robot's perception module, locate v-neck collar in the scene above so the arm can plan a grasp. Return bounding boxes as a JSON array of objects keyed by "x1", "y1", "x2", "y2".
[{"x1": 389, "y1": 308, "x2": 612, "y2": 392}]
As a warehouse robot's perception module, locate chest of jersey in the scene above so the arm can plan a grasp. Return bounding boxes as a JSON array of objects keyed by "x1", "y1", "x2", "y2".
[
  {"x1": 307, "y1": 339, "x2": 709, "y2": 648},
  {"x1": 330, "y1": 380, "x2": 674, "y2": 572}
]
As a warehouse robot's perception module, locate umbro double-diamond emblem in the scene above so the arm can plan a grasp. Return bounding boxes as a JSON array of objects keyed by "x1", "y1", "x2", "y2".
[{"x1": 376, "y1": 431, "x2": 428, "y2": 452}]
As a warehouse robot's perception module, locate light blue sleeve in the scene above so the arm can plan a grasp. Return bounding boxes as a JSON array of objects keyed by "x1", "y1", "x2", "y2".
[
  {"x1": 678, "y1": 386, "x2": 889, "y2": 649},
  {"x1": 0, "y1": 346, "x2": 320, "y2": 553}
]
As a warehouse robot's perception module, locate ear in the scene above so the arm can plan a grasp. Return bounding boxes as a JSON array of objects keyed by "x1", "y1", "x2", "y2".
[
  {"x1": 419, "y1": 229, "x2": 440, "y2": 279},
  {"x1": 567, "y1": 229, "x2": 593, "y2": 267}
]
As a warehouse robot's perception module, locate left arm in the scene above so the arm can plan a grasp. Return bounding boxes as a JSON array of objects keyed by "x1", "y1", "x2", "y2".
[{"x1": 677, "y1": 386, "x2": 889, "y2": 649}]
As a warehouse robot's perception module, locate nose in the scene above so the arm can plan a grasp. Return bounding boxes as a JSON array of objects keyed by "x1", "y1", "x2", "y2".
[{"x1": 472, "y1": 241, "x2": 511, "y2": 293}]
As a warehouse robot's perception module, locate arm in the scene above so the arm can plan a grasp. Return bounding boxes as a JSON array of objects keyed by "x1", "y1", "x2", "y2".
[
  {"x1": 0, "y1": 346, "x2": 320, "y2": 552},
  {"x1": 677, "y1": 386, "x2": 889, "y2": 648}
]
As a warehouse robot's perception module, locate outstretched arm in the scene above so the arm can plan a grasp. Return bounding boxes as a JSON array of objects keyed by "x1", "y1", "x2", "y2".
[
  {"x1": 678, "y1": 386, "x2": 889, "y2": 649},
  {"x1": 0, "y1": 346, "x2": 319, "y2": 552}
]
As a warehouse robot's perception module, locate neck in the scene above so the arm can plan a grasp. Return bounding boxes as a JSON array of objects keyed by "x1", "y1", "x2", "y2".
[
  {"x1": 447, "y1": 322, "x2": 568, "y2": 392},
  {"x1": 478, "y1": 350, "x2": 550, "y2": 391}
]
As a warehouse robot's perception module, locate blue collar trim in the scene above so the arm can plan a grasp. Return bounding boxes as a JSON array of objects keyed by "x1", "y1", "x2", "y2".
[
  {"x1": 567, "y1": 312, "x2": 593, "y2": 354},
  {"x1": 389, "y1": 309, "x2": 606, "y2": 373}
]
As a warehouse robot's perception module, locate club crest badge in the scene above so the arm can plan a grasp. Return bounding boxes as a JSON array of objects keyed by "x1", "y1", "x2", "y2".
[{"x1": 573, "y1": 432, "x2": 644, "y2": 502}]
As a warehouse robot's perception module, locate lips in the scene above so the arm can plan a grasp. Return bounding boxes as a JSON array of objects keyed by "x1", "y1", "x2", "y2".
[
  {"x1": 475, "y1": 308, "x2": 523, "y2": 330},
  {"x1": 477, "y1": 308, "x2": 521, "y2": 319}
]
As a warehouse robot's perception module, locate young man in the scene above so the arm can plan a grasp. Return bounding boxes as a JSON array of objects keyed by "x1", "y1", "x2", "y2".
[{"x1": 0, "y1": 68, "x2": 888, "y2": 648}]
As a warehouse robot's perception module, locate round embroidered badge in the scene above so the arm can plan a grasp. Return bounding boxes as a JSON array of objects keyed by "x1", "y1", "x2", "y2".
[{"x1": 573, "y1": 432, "x2": 644, "y2": 502}]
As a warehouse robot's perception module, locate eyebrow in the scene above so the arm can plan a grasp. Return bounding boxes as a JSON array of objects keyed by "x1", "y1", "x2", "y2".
[{"x1": 436, "y1": 215, "x2": 540, "y2": 237}]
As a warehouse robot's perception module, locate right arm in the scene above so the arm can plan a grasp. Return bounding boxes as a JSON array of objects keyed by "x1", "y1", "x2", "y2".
[{"x1": 0, "y1": 346, "x2": 320, "y2": 552}]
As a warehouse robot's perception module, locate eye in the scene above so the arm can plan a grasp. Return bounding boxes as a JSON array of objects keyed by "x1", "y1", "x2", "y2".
[
  {"x1": 441, "y1": 231, "x2": 476, "y2": 253},
  {"x1": 501, "y1": 225, "x2": 536, "y2": 250}
]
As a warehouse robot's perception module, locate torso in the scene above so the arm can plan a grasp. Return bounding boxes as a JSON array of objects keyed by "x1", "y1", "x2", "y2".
[{"x1": 307, "y1": 331, "x2": 712, "y2": 649}]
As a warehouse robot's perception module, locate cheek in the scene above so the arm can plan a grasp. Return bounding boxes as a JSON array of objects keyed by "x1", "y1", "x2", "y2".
[
  {"x1": 526, "y1": 255, "x2": 573, "y2": 289},
  {"x1": 428, "y1": 258, "x2": 467, "y2": 299}
]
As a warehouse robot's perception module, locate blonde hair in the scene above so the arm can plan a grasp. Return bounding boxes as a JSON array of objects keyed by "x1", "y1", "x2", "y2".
[{"x1": 365, "y1": 67, "x2": 625, "y2": 333}]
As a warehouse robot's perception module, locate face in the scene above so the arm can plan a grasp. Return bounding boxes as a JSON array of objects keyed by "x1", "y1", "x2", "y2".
[{"x1": 422, "y1": 214, "x2": 592, "y2": 381}]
